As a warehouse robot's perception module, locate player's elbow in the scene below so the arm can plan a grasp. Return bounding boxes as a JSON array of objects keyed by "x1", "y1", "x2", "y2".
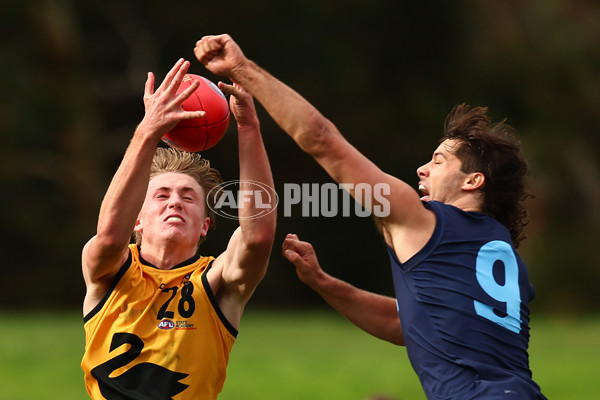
[
  {"x1": 388, "y1": 319, "x2": 405, "y2": 346},
  {"x1": 375, "y1": 326, "x2": 404, "y2": 346},
  {"x1": 93, "y1": 230, "x2": 130, "y2": 255},
  {"x1": 245, "y1": 226, "x2": 276, "y2": 254},
  {"x1": 388, "y1": 333, "x2": 405, "y2": 346},
  {"x1": 375, "y1": 314, "x2": 405, "y2": 346},
  {"x1": 297, "y1": 112, "x2": 339, "y2": 157}
]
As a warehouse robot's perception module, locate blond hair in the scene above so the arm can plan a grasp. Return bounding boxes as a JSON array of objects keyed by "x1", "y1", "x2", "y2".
[{"x1": 134, "y1": 147, "x2": 223, "y2": 246}]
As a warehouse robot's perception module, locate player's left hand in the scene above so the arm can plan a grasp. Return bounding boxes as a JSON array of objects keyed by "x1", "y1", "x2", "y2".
[
  {"x1": 282, "y1": 234, "x2": 326, "y2": 289},
  {"x1": 218, "y1": 81, "x2": 259, "y2": 127}
]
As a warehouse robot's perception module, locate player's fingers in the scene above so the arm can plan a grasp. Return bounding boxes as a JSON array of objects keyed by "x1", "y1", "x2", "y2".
[
  {"x1": 281, "y1": 236, "x2": 302, "y2": 258},
  {"x1": 180, "y1": 110, "x2": 206, "y2": 120},
  {"x1": 165, "y1": 60, "x2": 191, "y2": 96},
  {"x1": 196, "y1": 36, "x2": 216, "y2": 48},
  {"x1": 196, "y1": 34, "x2": 237, "y2": 65},
  {"x1": 195, "y1": 52, "x2": 213, "y2": 65},
  {"x1": 158, "y1": 58, "x2": 185, "y2": 92},
  {"x1": 204, "y1": 35, "x2": 225, "y2": 52},
  {"x1": 194, "y1": 40, "x2": 207, "y2": 59},
  {"x1": 162, "y1": 58, "x2": 185, "y2": 84},
  {"x1": 144, "y1": 72, "x2": 155, "y2": 98},
  {"x1": 217, "y1": 81, "x2": 240, "y2": 98},
  {"x1": 282, "y1": 234, "x2": 301, "y2": 252},
  {"x1": 282, "y1": 248, "x2": 304, "y2": 266},
  {"x1": 282, "y1": 233, "x2": 301, "y2": 248},
  {"x1": 195, "y1": 37, "x2": 221, "y2": 63},
  {"x1": 174, "y1": 79, "x2": 200, "y2": 105},
  {"x1": 282, "y1": 235, "x2": 314, "y2": 257},
  {"x1": 168, "y1": 79, "x2": 205, "y2": 120},
  {"x1": 281, "y1": 236, "x2": 294, "y2": 254}
]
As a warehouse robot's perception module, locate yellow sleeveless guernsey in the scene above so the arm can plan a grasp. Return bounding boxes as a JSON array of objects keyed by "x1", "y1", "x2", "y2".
[{"x1": 81, "y1": 244, "x2": 237, "y2": 400}]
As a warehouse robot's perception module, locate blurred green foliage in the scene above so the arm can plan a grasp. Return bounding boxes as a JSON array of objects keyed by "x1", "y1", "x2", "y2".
[{"x1": 1, "y1": 0, "x2": 599, "y2": 312}]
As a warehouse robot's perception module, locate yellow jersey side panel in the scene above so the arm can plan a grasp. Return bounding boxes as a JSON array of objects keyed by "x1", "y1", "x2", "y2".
[{"x1": 81, "y1": 245, "x2": 236, "y2": 400}]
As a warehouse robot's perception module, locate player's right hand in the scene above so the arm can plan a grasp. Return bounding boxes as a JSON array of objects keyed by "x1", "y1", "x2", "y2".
[
  {"x1": 194, "y1": 34, "x2": 247, "y2": 79},
  {"x1": 218, "y1": 81, "x2": 258, "y2": 127},
  {"x1": 138, "y1": 59, "x2": 205, "y2": 138}
]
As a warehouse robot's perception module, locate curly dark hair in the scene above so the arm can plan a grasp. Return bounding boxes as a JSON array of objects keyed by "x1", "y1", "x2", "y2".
[{"x1": 442, "y1": 104, "x2": 532, "y2": 248}]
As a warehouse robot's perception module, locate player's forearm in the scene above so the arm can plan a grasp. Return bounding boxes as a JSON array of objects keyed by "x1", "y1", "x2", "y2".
[
  {"x1": 96, "y1": 130, "x2": 159, "y2": 248},
  {"x1": 312, "y1": 273, "x2": 405, "y2": 345},
  {"x1": 232, "y1": 61, "x2": 340, "y2": 158},
  {"x1": 236, "y1": 121, "x2": 276, "y2": 248},
  {"x1": 231, "y1": 60, "x2": 373, "y2": 194}
]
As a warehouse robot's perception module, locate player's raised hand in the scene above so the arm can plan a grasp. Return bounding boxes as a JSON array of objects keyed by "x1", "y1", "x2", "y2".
[
  {"x1": 218, "y1": 81, "x2": 258, "y2": 127},
  {"x1": 194, "y1": 34, "x2": 247, "y2": 79},
  {"x1": 282, "y1": 234, "x2": 326, "y2": 288},
  {"x1": 139, "y1": 59, "x2": 205, "y2": 138}
]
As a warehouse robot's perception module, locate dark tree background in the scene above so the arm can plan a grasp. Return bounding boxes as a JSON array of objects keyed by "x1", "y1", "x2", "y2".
[{"x1": 1, "y1": 0, "x2": 599, "y2": 313}]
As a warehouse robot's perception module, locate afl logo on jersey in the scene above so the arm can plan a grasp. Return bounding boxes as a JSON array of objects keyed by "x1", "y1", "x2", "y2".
[{"x1": 158, "y1": 319, "x2": 175, "y2": 330}]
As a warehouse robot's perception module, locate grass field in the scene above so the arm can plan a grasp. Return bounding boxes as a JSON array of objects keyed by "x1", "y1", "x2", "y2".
[{"x1": 0, "y1": 310, "x2": 598, "y2": 399}]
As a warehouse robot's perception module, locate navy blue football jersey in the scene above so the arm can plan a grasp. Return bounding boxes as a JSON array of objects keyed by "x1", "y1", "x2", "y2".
[{"x1": 389, "y1": 201, "x2": 546, "y2": 399}]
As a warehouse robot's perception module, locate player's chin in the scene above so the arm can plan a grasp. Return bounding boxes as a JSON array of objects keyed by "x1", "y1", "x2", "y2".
[{"x1": 161, "y1": 227, "x2": 189, "y2": 240}]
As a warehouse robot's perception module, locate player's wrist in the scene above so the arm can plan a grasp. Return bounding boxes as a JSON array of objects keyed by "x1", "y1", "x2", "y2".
[
  {"x1": 306, "y1": 268, "x2": 331, "y2": 292},
  {"x1": 133, "y1": 121, "x2": 166, "y2": 144},
  {"x1": 236, "y1": 118, "x2": 260, "y2": 131},
  {"x1": 229, "y1": 59, "x2": 258, "y2": 86}
]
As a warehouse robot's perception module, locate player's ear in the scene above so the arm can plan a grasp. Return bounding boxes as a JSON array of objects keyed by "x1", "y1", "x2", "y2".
[
  {"x1": 134, "y1": 218, "x2": 143, "y2": 233},
  {"x1": 199, "y1": 216, "x2": 211, "y2": 237},
  {"x1": 462, "y1": 172, "x2": 485, "y2": 192}
]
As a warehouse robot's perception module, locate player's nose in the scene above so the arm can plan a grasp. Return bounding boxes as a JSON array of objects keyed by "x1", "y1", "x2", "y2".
[
  {"x1": 416, "y1": 162, "x2": 429, "y2": 177},
  {"x1": 168, "y1": 196, "x2": 183, "y2": 209}
]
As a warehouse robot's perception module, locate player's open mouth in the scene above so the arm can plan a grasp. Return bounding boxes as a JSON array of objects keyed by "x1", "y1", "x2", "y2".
[
  {"x1": 418, "y1": 184, "x2": 430, "y2": 202},
  {"x1": 165, "y1": 216, "x2": 184, "y2": 223}
]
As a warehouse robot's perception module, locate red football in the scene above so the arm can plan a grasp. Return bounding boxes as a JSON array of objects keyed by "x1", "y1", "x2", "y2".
[{"x1": 162, "y1": 74, "x2": 230, "y2": 152}]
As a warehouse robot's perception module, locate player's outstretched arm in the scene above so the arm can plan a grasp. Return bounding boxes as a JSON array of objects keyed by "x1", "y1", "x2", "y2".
[
  {"x1": 82, "y1": 59, "x2": 204, "y2": 315},
  {"x1": 194, "y1": 35, "x2": 382, "y2": 190},
  {"x1": 209, "y1": 83, "x2": 276, "y2": 329},
  {"x1": 194, "y1": 35, "x2": 433, "y2": 250},
  {"x1": 282, "y1": 234, "x2": 404, "y2": 345}
]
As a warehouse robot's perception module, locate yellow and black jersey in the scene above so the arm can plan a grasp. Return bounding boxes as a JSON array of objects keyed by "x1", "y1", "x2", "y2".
[{"x1": 81, "y1": 244, "x2": 237, "y2": 400}]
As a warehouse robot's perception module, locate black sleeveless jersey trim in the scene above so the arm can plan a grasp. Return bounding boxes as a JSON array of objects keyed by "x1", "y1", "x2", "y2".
[
  {"x1": 83, "y1": 251, "x2": 133, "y2": 323},
  {"x1": 201, "y1": 261, "x2": 239, "y2": 338}
]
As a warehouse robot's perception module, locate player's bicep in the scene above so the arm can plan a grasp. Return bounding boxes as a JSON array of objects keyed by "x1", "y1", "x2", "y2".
[
  {"x1": 82, "y1": 235, "x2": 129, "y2": 286},
  {"x1": 214, "y1": 227, "x2": 270, "y2": 300}
]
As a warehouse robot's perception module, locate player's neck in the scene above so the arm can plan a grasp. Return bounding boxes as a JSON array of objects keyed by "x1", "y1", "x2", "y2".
[
  {"x1": 448, "y1": 192, "x2": 484, "y2": 213},
  {"x1": 139, "y1": 241, "x2": 197, "y2": 270}
]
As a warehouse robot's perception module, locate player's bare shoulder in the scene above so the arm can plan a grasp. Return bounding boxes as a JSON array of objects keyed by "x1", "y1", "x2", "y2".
[{"x1": 380, "y1": 182, "x2": 436, "y2": 263}]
